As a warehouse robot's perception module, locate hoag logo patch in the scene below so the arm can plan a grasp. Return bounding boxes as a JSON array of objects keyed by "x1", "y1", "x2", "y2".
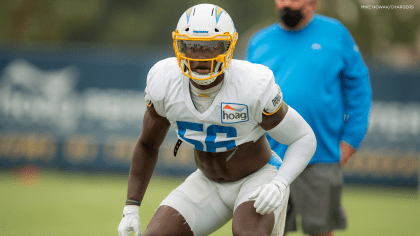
[{"x1": 221, "y1": 103, "x2": 249, "y2": 124}]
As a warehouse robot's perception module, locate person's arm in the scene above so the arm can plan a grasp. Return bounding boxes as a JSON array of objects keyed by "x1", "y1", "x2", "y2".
[
  {"x1": 340, "y1": 141, "x2": 356, "y2": 166},
  {"x1": 339, "y1": 24, "x2": 371, "y2": 165},
  {"x1": 249, "y1": 100, "x2": 316, "y2": 215},
  {"x1": 126, "y1": 104, "x2": 171, "y2": 205},
  {"x1": 260, "y1": 102, "x2": 316, "y2": 187},
  {"x1": 118, "y1": 104, "x2": 170, "y2": 236}
]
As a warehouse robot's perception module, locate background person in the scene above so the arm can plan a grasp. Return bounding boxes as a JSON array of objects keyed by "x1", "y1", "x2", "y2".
[{"x1": 246, "y1": 0, "x2": 372, "y2": 235}]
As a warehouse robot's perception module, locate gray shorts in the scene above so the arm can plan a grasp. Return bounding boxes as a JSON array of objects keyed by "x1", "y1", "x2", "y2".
[{"x1": 284, "y1": 164, "x2": 347, "y2": 234}]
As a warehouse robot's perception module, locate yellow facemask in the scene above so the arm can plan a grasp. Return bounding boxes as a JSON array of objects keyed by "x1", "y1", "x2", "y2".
[{"x1": 172, "y1": 30, "x2": 238, "y2": 84}]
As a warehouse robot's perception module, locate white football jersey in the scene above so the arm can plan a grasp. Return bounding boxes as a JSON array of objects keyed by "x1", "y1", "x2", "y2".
[{"x1": 146, "y1": 58, "x2": 276, "y2": 153}]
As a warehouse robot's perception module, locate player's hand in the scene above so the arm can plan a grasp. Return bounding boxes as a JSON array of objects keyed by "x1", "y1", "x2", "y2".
[
  {"x1": 248, "y1": 179, "x2": 287, "y2": 215},
  {"x1": 118, "y1": 205, "x2": 141, "y2": 236}
]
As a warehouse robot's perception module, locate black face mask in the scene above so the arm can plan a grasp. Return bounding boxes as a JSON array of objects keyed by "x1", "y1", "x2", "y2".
[{"x1": 280, "y1": 7, "x2": 304, "y2": 28}]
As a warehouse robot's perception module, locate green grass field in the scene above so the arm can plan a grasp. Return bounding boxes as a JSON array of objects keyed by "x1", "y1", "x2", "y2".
[{"x1": 1, "y1": 169, "x2": 419, "y2": 236}]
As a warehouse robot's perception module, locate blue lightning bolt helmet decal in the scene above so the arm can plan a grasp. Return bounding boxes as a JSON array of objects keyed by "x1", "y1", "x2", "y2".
[{"x1": 215, "y1": 6, "x2": 226, "y2": 23}]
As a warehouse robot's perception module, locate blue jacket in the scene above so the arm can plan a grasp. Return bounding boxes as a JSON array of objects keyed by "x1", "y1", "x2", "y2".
[{"x1": 246, "y1": 14, "x2": 371, "y2": 164}]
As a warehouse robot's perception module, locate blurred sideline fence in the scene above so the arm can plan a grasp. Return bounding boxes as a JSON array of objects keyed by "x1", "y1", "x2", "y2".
[{"x1": 0, "y1": 45, "x2": 419, "y2": 189}]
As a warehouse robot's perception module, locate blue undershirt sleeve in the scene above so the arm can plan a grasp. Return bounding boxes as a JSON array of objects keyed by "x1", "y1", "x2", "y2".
[{"x1": 339, "y1": 25, "x2": 372, "y2": 149}]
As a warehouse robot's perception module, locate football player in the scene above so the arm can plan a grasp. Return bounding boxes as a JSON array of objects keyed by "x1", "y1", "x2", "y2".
[{"x1": 118, "y1": 4, "x2": 316, "y2": 236}]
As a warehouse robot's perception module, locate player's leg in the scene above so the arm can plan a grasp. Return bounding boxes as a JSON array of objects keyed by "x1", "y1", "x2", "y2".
[
  {"x1": 232, "y1": 153, "x2": 289, "y2": 236},
  {"x1": 232, "y1": 201, "x2": 275, "y2": 236},
  {"x1": 143, "y1": 205, "x2": 193, "y2": 236},
  {"x1": 272, "y1": 192, "x2": 288, "y2": 236},
  {"x1": 283, "y1": 192, "x2": 298, "y2": 235},
  {"x1": 232, "y1": 186, "x2": 289, "y2": 236},
  {"x1": 144, "y1": 169, "x2": 232, "y2": 236}
]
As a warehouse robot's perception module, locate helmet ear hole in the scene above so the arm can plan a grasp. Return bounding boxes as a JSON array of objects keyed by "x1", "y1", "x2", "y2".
[
  {"x1": 215, "y1": 28, "x2": 219, "y2": 32},
  {"x1": 185, "y1": 28, "x2": 189, "y2": 32}
]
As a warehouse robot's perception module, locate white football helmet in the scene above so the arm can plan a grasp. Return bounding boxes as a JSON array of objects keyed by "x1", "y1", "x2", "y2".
[{"x1": 173, "y1": 4, "x2": 238, "y2": 85}]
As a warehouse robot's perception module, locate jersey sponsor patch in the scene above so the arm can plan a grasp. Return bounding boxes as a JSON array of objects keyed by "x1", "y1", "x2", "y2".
[{"x1": 221, "y1": 102, "x2": 249, "y2": 124}]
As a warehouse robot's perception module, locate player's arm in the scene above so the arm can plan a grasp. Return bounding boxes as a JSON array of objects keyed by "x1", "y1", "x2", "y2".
[
  {"x1": 249, "y1": 85, "x2": 316, "y2": 215},
  {"x1": 126, "y1": 103, "x2": 170, "y2": 205},
  {"x1": 118, "y1": 104, "x2": 170, "y2": 236},
  {"x1": 260, "y1": 100, "x2": 316, "y2": 187}
]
